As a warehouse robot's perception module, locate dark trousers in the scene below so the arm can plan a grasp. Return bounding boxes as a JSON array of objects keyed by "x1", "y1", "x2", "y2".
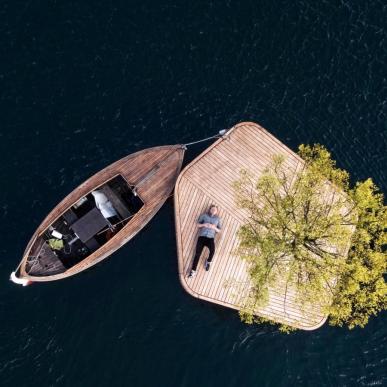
[{"x1": 191, "y1": 236, "x2": 215, "y2": 271}]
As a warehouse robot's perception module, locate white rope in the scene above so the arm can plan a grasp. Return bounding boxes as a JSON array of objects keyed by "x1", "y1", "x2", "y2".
[{"x1": 183, "y1": 129, "x2": 228, "y2": 147}]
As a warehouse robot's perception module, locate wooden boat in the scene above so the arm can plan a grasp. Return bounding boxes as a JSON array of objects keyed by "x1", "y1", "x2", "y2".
[{"x1": 11, "y1": 145, "x2": 186, "y2": 284}]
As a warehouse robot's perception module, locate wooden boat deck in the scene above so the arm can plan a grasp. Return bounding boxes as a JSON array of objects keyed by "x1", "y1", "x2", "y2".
[
  {"x1": 174, "y1": 122, "x2": 328, "y2": 330},
  {"x1": 20, "y1": 145, "x2": 185, "y2": 282}
]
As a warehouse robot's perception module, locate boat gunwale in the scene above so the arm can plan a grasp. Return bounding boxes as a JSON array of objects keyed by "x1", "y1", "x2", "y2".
[{"x1": 19, "y1": 144, "x2": 185, "y2": 281}]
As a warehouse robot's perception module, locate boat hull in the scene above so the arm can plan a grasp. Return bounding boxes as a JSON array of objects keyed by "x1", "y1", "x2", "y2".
[{"x1": 16, "y1": 144, "x2": 185, "y2": 282}]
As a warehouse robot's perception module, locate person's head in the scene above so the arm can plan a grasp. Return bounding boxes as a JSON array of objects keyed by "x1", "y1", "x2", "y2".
[{"x1": 208, "y1": 205, "x2": 218, "y2": 216}]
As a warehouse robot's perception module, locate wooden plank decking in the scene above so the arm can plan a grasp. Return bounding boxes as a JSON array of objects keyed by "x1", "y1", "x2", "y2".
[{"x1": 174, "y1": 122, "x2": 328, "y2": 330}]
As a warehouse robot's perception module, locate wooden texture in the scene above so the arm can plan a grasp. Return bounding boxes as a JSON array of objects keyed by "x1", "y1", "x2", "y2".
[
  {"x1": 19, "y1": 145, "x2": 185, "y2": 282},
  {"x1": 174, "y1": 122, "x2": 328, "y2": 330}
]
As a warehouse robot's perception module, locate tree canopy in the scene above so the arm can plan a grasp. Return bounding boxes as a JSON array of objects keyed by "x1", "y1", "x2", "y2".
[{"x1": 233, "y1": 144, "x2": 386, "y2": 330}]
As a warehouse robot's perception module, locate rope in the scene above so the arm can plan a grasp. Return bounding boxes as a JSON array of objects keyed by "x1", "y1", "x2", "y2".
[
  {"x1": 97, "y1": 213, "x2": 135, "y2": 235},
  {"x1": 28, "y1": 255, "x2": 41, "y2": 272},
  {"x1": 13, "y1": 239, "x2": 46, "y2": 276},
  {"x1": 183, "y1": 129, "x2": 228, "y2": 147},
  {"x1": 10, "y1": 127, "x2": 230, "y2": 283},
  {"x1": 10, "y1": 243, "x2": 45, "y2": 284}
]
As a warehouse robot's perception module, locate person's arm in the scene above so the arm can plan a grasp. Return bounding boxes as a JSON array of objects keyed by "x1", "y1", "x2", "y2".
[
  {"x1": 197, "y1": 214, "x2": 207, "y2": 228},
  {"x1": 210, "y1": 218, "x2": 221, "y2": 233}
]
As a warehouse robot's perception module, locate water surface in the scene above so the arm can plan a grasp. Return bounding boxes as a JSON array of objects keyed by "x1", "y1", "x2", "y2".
[{"x1": 0, "y1": 1, "x2": 386, "y2": 386}]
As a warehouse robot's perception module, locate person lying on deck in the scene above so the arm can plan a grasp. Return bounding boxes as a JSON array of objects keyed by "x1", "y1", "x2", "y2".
[{"x1": 188, "y1": 205, "x2": 221, "y2": 278}]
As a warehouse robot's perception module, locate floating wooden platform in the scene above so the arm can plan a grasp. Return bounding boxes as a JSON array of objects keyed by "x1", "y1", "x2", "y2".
[{"x1": 174, "y1": 122, "x2": 328, "y2": 330}]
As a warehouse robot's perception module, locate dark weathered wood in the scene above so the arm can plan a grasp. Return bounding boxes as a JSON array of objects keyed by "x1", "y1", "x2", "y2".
[
  {"x1": 27, "y1": 243, "x2": 66, "y2": 276},
  {"x1": 18, "y1": 145, "x2": 185, "y2": 282}
]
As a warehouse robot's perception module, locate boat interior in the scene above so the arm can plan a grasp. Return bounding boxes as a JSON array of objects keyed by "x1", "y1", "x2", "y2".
[{"x1": 24, "y1": 175, "x2": 143, "y2": 277}]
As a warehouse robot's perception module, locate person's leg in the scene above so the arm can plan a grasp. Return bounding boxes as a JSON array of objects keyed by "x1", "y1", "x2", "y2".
[
  {"x1": 202, "y1": 237, "x2": 215, "y2": 271},
  {"x1": 206, "y1": 238, "x2": 215, "y2": 263},
  {"x1": 191, "y1": 237, "x2": 205, "y2": 271}
]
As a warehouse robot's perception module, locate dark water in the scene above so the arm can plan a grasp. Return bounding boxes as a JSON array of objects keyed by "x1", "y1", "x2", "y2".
[{"x1": 1, "y1": 1, "x2": 386, "y2": 386}]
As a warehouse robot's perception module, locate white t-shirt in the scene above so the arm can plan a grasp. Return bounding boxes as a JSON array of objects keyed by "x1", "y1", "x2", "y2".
[{"x1": 91, "y1": 190, "x2": 118, "y2": 219}]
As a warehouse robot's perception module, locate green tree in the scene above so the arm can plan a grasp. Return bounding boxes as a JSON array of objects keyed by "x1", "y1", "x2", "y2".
[{"x1": 233, "y1": 144, "x2": 386, "y2": 330}]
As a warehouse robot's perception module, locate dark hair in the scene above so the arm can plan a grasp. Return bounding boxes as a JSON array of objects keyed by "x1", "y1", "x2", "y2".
[{"x1": 208, "y1": 205, "x2": 218, "y2": 214}]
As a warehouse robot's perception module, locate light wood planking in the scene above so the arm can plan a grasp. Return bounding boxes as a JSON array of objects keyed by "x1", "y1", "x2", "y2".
[{"x1": 174, "y1": 122, "x2": 328, "y2": 330}]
